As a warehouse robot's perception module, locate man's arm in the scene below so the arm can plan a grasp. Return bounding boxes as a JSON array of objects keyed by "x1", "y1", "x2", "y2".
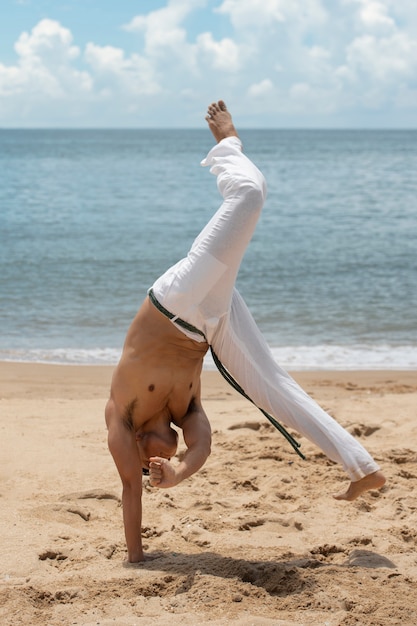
[
  {"x1": 149, "y1": 389, "x2": 211, "y2": 488},
  {"x1": 105, "y1": 399, "x2": 144, "y2": 562}
]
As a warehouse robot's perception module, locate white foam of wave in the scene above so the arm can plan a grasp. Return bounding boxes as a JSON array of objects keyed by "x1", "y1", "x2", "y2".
[
  {"x1": 0, "y1": 348, "x2": 122, "y2": 365},
  {"x1": 204, "y1": 344, "x2": 417, "y2": 371},
  {"x1": 0, "y1": 344, "x2": 416, "y2": 370}
]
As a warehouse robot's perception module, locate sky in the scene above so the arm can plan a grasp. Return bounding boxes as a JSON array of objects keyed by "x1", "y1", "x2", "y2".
[{"x1": 1, "y1": 0, "x2": 417, "y2": 128}]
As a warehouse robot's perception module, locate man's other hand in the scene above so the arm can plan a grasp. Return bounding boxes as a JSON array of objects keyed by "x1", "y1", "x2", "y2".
[{"x1": 148, "y1": 457, "x2": 178, "y2": 488}]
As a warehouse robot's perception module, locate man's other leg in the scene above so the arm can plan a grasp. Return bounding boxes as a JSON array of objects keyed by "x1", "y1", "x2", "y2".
[{"x1": 212, "y1": 289, "x2": 384, "y2": 492}]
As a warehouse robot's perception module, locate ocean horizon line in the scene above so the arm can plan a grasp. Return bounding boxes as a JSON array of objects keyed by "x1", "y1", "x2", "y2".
[{"x1": 2, "y1": 126, "x2": 417, "y2": 132}]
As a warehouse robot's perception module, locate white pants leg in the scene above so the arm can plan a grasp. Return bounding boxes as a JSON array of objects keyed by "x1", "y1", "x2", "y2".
[
  {"x1": 211, "y1": 290, "x2": 380, "y2": 481},
  {"x1": 151, "y1": 137, "x2": 380, "y2": 481},
  {"x1": 152, "y1": 136, "x2": 266, "y2": 342}
]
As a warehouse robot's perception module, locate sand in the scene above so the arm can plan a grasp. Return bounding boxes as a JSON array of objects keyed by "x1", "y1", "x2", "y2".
[{"x1": 1, "y1": 362, "x2": 416, "y2": 626}]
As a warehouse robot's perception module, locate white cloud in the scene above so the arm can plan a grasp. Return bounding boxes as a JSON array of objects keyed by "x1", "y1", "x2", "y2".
[
  {"x1": 14, "y1": 18, "x2": 80, "y2": 65},
  {"x1": 343, "y1": 32, "x2": 417, "y2": 84},
  {"x1": 216, "y1": 0, "x2": 327, "y2": 31},
  {"x1": 0, "y1": 19, "x2": 91, "y2": 104},
  {"x1": 248, "y1": 78, "x2": 274, "y2": 97},
  {"x1": 123, "y1": 0, "x2": 205, "y2": 68},
  {"x1": 196, "y1": 32, "x2": 240, "y2": 71},
  {"x1": 122, "y1": 0, "x2": 243, "y2": 83},
  {"x1": 121, "y1": 1, "x2": 245, "y2": 85},
  {"x1": 84, "y1": 44, "x2": 160, "y2": 96},
  {"x1": 124, "y1": 8, "x2": 188, "y2": 57},
  {"x1": 309, "y1": 45, "x2": 331, "y2": 60},
  {"x1": 216, "y1": 0, "x2": 285, "y2": 28},
  {"x1": 358, "y1": 1, "x2": 396, "y2": 33},
  {"x1": 288, "y1": 81, "x2": 342, "y2": 114},
  {"x1": 337, "y1": 29, "x2": 417, "y2": 113}
]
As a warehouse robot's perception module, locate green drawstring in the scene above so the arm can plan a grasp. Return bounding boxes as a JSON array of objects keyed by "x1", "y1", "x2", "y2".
[
  {"x1": 209, "y1": 347, "x2": 305, "y2": 459},
  {"x1": 148, "y1": 288, "x2": 305, "y2": 460}
]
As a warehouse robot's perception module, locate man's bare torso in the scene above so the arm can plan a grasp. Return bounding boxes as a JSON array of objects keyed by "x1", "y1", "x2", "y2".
[{"x1": 109, "y1": 297, "x2": 209, "y2": 430}]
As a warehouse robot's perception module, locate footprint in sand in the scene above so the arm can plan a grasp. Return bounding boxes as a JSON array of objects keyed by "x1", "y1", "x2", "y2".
[
  {"x1": 393, "y1": 526, "x2": 417, "y2": 545},
  {"x1": 387, "y1": 449, "x2": 417, "y2": 464},
  {"x1": 228, "y1": 421, "x2": 261, "y2": 431},
  {"x1": 232, "y1": 479, "x2": 259, "y2": 491},
  {"x1": 310, "y1": 544, "x2": 346, "y2": 558},
  {"x1": 38, "y1": 550, "x2": 68, "y2": 567},
  {"x1": 237, "y1": 561, "x2": 304, "y2": 596},
  {"x1": 26, "y1": 586, "x2": 79, "y2": 608},
  {"x1": 142, "y1": 525, "x2": 164, "y2": 539},
  {"x1": 397, "y1": 468, "x2": 417, "y2": 479},
  {"x1": 347, "y1": 423, "x2": 381, "y2": 437},
  {"x1": 347, "y1": 536, "x2": 373, "y2": 546},
  {"x1": 33, "y1": 489, "x2": 121, "y2": 527},
  {"x1": 96, "y1": 542, "x2": 120, "y2": 559},
  {"x1": 181, "y1": 523, "x2": 212, "y2": 547},
  {"x1": 238, "y1": 518, "x2": 265, "y2": 531},
  {"x1": 65, "y1": 489, "x2": 121, "y2": 503},
  {"x1": 66, "y1": 506, "x2": 90, "y2": 521}
]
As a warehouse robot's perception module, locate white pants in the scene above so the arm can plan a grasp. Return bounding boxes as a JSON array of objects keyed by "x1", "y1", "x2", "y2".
[{"x1": 152, "y1": 137, "x2": 379, "y2": 481}]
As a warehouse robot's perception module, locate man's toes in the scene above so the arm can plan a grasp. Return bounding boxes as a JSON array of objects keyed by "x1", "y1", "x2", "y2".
[
  {"x1": 218, "y1": 100, "x2": 227, "y2": 111},
  {"x1": 208, "y1": 102, "x2": 220, "y2": 116}
]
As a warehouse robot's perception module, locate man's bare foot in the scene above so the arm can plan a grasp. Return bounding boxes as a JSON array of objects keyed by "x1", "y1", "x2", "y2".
[
  {"x1": 205, "y1": 100, "x2": 239, "y2": 143},
  {"x1": 333, "y1": 470, "x2": 386, "y2": 501}
]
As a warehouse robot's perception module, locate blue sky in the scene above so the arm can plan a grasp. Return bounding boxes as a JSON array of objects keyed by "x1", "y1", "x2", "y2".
[{"x1": 1, "y1": 0, "x2": 417, "y2": 127}]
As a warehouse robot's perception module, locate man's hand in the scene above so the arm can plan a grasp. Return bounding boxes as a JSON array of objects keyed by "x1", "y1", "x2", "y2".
[{"x1": 149, "y1": 457, "x2": 178, "y2": 488}]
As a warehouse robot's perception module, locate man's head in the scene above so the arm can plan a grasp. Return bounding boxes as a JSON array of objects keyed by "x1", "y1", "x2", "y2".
[{"x1": 136, "y1": 426, "x2": 178, "y2": 474}]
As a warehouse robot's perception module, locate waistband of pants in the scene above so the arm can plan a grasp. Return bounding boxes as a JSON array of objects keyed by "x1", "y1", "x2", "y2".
[{"x1": 148, "y1": 288, "x2": 207, "y2": 340}]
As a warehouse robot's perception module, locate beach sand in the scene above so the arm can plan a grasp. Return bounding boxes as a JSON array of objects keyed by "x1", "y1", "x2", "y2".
[{"x1": 1, "y1": 362, "x2": 416, "y2": 625}]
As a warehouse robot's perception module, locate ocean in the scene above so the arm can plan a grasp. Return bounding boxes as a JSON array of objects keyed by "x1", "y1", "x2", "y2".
[{"x1": 1, "y1": 128, "x2": 416, "y2": 370}]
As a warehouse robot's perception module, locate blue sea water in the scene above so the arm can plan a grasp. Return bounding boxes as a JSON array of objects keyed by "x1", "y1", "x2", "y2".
[{"x1": 1, "y1": 128, "x2": 416, "y2": 369}]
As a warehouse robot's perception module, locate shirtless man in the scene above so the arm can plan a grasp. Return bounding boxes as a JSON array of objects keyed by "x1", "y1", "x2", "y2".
[{"x1": 105, "y1": 101, "x2": 386, "y2": 563}]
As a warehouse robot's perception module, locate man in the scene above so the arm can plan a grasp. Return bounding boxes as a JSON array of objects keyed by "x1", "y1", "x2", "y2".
[{"x1": 105, "y1": 101, "x2": 386, "y2": 563}]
